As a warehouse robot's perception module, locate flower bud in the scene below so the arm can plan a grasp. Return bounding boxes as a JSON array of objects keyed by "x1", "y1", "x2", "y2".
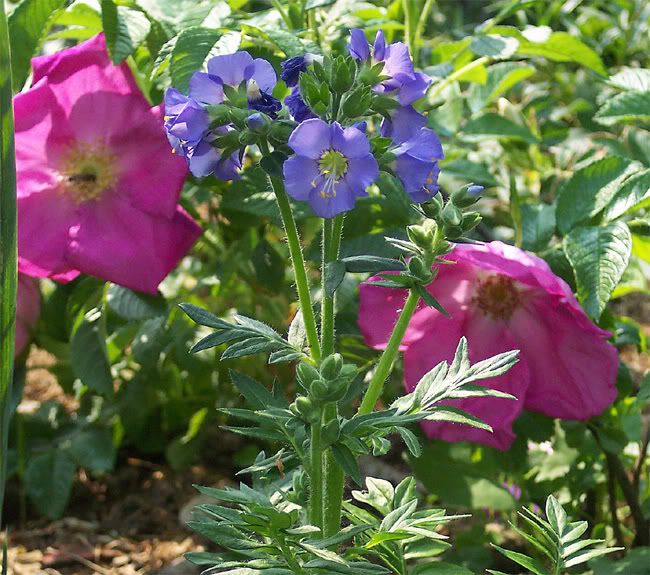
[
  {"x1": 296, "y1": 362, "x2": 320, "y2": 391},
  {"x1": 441, "y1": 203, "x2": 463, "y2": 227},
  {"x1": 421, "y1": 195, "x2": 443, "y2": 219},
  {"x1": 294, "y1": 396, "x2": 319, "y2": 422},
  {"x1": 407, "y1": 219, "x2": 438, "y2": 252},
  {"x1": 310, "y1": 379, "x2": 330, "y2": 402},
  {"x1": 331, "y1": 56, "x2": 355, "y2": 93},
  {"x1": 444, "y1": 224, "x2": 464, "y2": 239},
  {"x1": 451, "y1": 183, "x2": 483, "y2": 208},
  {"x1": 321, "y1": 419, "x2": 340, "y2": 447},
  {"x1": 238, "y1": 129, "x2": 257, "y2": 145},
  {"x1": 320, "y1": 353, "x2": 343, "y2": 380},
  {"x1": 461, "y1": 212, "x2": 482, "y2": 232},
  {"x1": 407, "y1": 257, "x2": 433, "y2": 283},
  {"x1": 247, "y1": 112, "x2": 271, "y2": 134}
]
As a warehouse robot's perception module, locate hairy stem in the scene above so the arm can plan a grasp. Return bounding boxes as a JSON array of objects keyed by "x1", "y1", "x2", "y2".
[
  {"x1": 309, "y1": 411, "x2": 323, "y2": 529},
  {"x1": 358, "y1": 289, "x2": 420, "y2": 415},
  {"x1": 267, "y1": 175, "x2": 321, "y2": 363},
  {"x1": 0, "y1": 0, "x2": 17, "y2": 528},
  {"x1": 320, "y1": 214, "x2": 345, "y2": 538}
]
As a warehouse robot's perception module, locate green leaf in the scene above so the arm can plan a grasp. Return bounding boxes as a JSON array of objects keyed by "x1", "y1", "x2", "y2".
[
  {"x1": 8, "y1": 0, "x2": 69, "y2": 88},
  {"x1": 462, "y1": 113, "x2": 539, "y2": 144},
  {"x1": 604, "y1": 169, "x2": 650, "y2": 220},
  {"x1": 470, "y1": 35, "x2": 519, "y2": 58},
  {"x1": 24, "y1": 450, "x2": 76, "y2": 519},
  {"x1": 595, "y1": 91, "x2": 650, "y2": 126},
  {"x1": 610, "y1": 68, "x2": 650, "y2": 92},
  {"x1": 106, "y1": 285, "x2": 167, "y2": 320},
  {"x1": 325, "y1": 260, "x2": 346, "y2": 297},
  {"x1": 495, "y1": 26, "x2": 606, "y2": 76},
  {"x1": 67, "y1": 428, "x2": 115, "y2": 471},
  {"x1": 341, "y1": 255, "x2": 405, "y2": 273},
  {"x1": 556, "y1": 156, "x2": 640, "y2": 234},
  {"x1": 170, "y1": 26, "x2": 223, "y2": 91},
  {"x1": 101, "y1": 0, "x2": 150, "y2": 64},
  {"x1": 252, "y1": 239, "x2": 285, "y2": 291},
  {"x1": 468, "y1": 61, "x2": 535, "y2": 113},
  {"x1": 331, "y1": 443, "x2": 362, "y2": 485},
  {"x1": 397, "y1": 427, "x2": 422, "y2": 457},
  {"x1": 522, "y1": 203, "x2": 555, "y2": 251},
  {"x1": 564, "y1": 222, "x2": 632, "y2": 320},
  {"x1": 413, "y1": 562, "x2": 474, "y2": 575},
  {"x1": 545, "y1": 495, "x2": 567, "y2": 536},
  {"x1": 491, "y1": 545, "x2": 550, "y2": 575},
  {"x1": 229, "y1": 370, "x2": 279, "y2": 410},
  {"x1": 441, "y1": 159, "x2": 499, "y2": 187},
  {"x1": 70, "y1": 311, "x2": 114, "y2": 396}
]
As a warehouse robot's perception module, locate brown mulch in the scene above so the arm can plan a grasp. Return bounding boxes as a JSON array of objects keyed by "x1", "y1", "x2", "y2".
[{"x1": 3, "y1": 459, "x2": 227, "y2": 575}]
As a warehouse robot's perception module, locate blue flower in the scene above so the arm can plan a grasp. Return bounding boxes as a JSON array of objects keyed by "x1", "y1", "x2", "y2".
[
  {"x1": 283, "y1": 119, "x2": 379, "y2": 218},
  {"x1": 382, "y1": 106, "x2": 444, "y2": 202},
  {"x1": 164, "y1": 89, "x2": 240, "y2": 180},
  {"x1": 246, "y1": 79, "x2": 282, "y2": 118},
  {"x1": 348, "y1": 29, "x2": 431, "y2": 105},
  {"x1": 280, "y1": 54, "x2": 320, "y2": 87},
  {"x1": 285, "y1": 87, "x2": 316, "y2": 122}
]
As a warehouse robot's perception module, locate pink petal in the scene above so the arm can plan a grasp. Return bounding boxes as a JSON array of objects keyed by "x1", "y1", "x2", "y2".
[
  {"x1": 405, "y1": 311, "x2": 529, "y2": 450},
  {"x1": 509, "y1": 298, "x2": 618, "y2": 420},
  {"x1": 113, "y1": 105, "x2": 188, "y2": 218},
  {"x1": 17, "y1": 189, "x2": 78, "y2": 279},
  {"x1": 31, "y1": 33, "x2": 139, "y2": 94},
  {"x1": 14, "y1": 79, "x2": 71, "y2": 193},
  {"x1": 67, "y1": 197, "x2": 201, "y2": 294}
]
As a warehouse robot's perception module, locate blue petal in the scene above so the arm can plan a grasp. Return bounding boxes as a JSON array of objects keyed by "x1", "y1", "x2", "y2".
[
  {"x1": 207, "y1": 52, "x2": 254, "y2": 87},
  {"x1": 283, "y1": 155, "x2": 319, "y2": 200},
  {"x1": 288, "y1": 119, "x2": 331, "y2": 158},
  {"x1": 348, "y1": 29, "x2": 370, "y2": 61},
  {"x1": 189, "y1": 72, "x2": 225, "y2": 105}
]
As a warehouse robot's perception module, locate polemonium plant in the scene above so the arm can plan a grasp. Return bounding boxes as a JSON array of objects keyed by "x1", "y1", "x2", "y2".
[{"x1": 162, "y1": 26, "x2": 620, "y2": 575}]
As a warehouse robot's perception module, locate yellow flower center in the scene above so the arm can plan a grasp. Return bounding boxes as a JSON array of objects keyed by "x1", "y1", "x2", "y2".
[
  {"x1": 319, "y1": 150, "x2": 348, "y2": 181},
  {"x1": 474, "y1": 275, "x2": 521, "y2": 320},
  {"x1": 59, "y1": 142, "x2": 118, "y2": 203}
]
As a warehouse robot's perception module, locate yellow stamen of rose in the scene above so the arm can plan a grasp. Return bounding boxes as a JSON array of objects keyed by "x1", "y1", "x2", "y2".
[{"x1": 59, "y1": 141, "x2": 118, "y2": 204}]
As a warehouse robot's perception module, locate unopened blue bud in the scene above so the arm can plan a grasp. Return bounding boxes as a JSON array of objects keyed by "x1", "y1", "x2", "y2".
[
  {"x1": 247, "y1": 112, "x2": 270, "y2": 133},
  {"x1": 468, "y1": 184, "x2": 484, "y2": 196}
]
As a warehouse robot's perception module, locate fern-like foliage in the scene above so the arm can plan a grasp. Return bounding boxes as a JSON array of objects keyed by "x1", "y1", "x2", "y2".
[{"x1": 488, "y1": 495, "x2": 623, "y2": 575}]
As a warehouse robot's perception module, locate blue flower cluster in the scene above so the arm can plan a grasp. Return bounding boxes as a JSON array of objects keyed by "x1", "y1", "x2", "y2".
[{"x1": 164, "y1": 29, "x2": 447, "y2": 219}]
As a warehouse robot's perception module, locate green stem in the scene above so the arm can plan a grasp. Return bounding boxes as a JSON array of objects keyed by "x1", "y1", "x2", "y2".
[
  {"x1": 319, "y1": 214, "x2": 344, "y2": 538},
  {"x1": 267, "y1": 175, "x2": 321, "y2": 363},
  {"x1": 402, "y1": 0, "x2": 416, "y2": 59},
  {"x1": 427, "y1": 56, "x2": 490, "y2": 100},
  {"x1": 414, "y1": 0, "x2": 435, "y2": 62},
  {"x1": 358, "y1": 289, "x2": 420, "y2": 415},
  {"x1": 0, "y1": 0, "x2": 17, "y2": 528},
  {"x1": 309, "y1": 411, "x2": 323, "y2": 528},
  {"x1": 270, "y1": 0, "x2": 294, "y2": 30}
]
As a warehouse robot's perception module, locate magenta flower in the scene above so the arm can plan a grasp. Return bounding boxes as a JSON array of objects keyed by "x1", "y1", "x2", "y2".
[
  {"x1": 14, "y1": 34, "x2": 201, "y2": 294},
  {"x1": 283, "y1": 119, "x2": 379, "y2": 218},
  {"x1": 16, "y1": 275, "x2": 40, "y2": 356},
  {"x1": 359, "y1": 241, "x2": 618, "y2": 450}
]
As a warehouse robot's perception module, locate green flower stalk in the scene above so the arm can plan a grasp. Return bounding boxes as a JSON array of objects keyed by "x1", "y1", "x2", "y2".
[{"x1": 0, "y1": 0, "x2": 17, "y2": 528}]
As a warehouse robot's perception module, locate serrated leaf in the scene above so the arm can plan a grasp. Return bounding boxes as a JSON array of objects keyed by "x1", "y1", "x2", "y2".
[
  {"x1": 595, "y1": 91, "x2": 650, "y2": 125},
  {"x1": 468, "y1": 61, "x2": 535, "y2": 113},
  {"x1": 604, "y1": 169, "x2": 650, "y2": 220},
  {"x1": 101, "y1": 0, "x2": 150, "y2": 64},
  {"x1": 564, "y1": 222, "x2": 632, "y2": 319},
  {"x1": 470, "y1": 35, "x2": 519, "y2": 58},
  {"x1": 71, "y1": 312, "x2": 113, "y2": 396},
  {"x1": 609, "y1": 67, "x2": 650, "y2": 91},
  {"x1": 67, "y1": 428, "x2": 115, "y2": 471},
  {"x1": 107, "y1": 285, "x2": 167, "y2": 320},
  {"x1": 170, "y1": 26, "x2": 222, "y2": 91},
  {"x1": 463, "y1": 113, "x2": 539, "y2": 144},
  {"x1": 522, "y1": 203, "x2": 555, "y2": 251},
  {"x1": 8, "y1": 0, "x2": 69, "y2": 88},
  {"x1": 24, "y1": 450, "x2": 76, "y2": 519},
  {"x1": 556, "y1": 156, "x2": 640, "y2": 234}
]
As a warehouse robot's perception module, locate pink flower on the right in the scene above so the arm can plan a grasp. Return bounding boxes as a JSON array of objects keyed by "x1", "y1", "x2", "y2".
[{"x1": 358, "y1": 241, "x2": 619, "y2": 450}]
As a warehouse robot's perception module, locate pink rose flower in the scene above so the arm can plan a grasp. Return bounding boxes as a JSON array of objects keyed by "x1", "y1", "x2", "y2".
[
  {"x1": 14, "y1": 34, "x2": 201, "y2": 294},
  {"x1": 359, "y1": 241, "x2": 618, "y2": 450},
  {"x1": 16, "y1": 275, "x2": 41, "y2": 356}
]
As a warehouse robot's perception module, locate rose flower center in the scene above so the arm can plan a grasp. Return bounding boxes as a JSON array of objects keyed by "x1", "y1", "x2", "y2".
[
  {"x1": 474, "y1": 274, "x2": 521, "y2": 320},
  {"x1": 60, "y1": 142, "x2": 118, "y2": 203}
]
